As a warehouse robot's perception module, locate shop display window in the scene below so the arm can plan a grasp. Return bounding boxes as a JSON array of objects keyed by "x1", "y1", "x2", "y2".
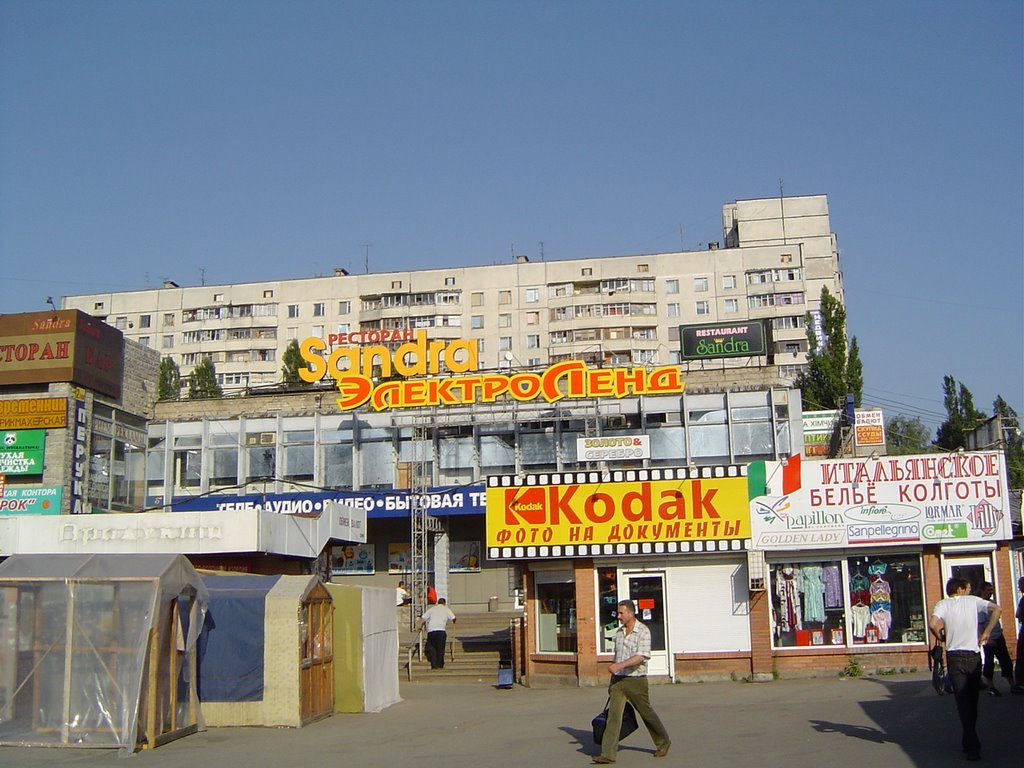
[
  {"x1": 771, "y1": 560, "x2": 846, "y2": 648},
  {"x1": 770, "y1": 554, "x2": 925, "y2": 648},
  {"x1": 847, "y1": 554, "x2": 925, "y2": 645},
  {"x1": 596, "y1": 568, "x2": 619, "y2": 653},
  {"x1": 536, "y1": 581, "x2": 576, "y2": 653}
]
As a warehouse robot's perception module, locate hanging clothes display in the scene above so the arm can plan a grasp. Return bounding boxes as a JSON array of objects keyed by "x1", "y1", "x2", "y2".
[
  {"x1": 868, "y1": 567, "x2": 893, "y2": 641},
  {"x1": 798, "y1": 564, "x2": 826, "y2": 624},
  {"x1": 776, "y1": 566, "x2": 802, "y2": 632},
  {"x1": 822, "y1": 564, "x2": 843, "y2": 609}
]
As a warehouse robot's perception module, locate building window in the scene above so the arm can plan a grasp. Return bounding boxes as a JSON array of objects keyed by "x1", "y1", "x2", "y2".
[
  {"x1": 499, "y1": 290, "x2": 512, "y2": 305},
  {"x1": 724, "y1": 298, "x2": 738, "y2": 313},
  {"x1": 163, "y1": 313, "x2": 175, "y2": 326},
  {"x1": 471, "y1": 315, "x2": 484, "y2": 329},
  {"x1": 287, "y1": 304, "x2": 299, "y2": 318},
  {"x1": 525, "y1": 288, "x2": 539, "y2": 303},
  {"x1": 263, "y1": 289, "x2": 274, "y2": 298},
  {"x1": 391, "y1": 280, "x2": 402, "y2": 289},
  {"x1": 313, "y1": 302, "x2": 325, "y2": 317},
  {"x1": 666, "y1": 303, "x2": 680, "y2": 318},
  {"x1": 138, "y1": 336, "x2": 150, "y2": 347},
  {"x1": 748, "y1": 294, "x2": 776, "y2": 309},
  {"x1": 471, "y1": 292, "x2": 484, "y2": 307},
  {"x1": 723, "y1": 275, "x2": 737, "y2": 290},
  {"x1": 93, "y1": 301, "x2": 104, "y2": 311},
  {"x1": 747, "y1": 271, "x2": 771, "y2": 285},
  {"x1": 581, "y1": 268, "x2": 593, "y2": 277},
  {"x1": 695, "y1": 301, "x2": 709, "y2": 316},
  {"x1": 445, "y1": 276, "x2": 456, "y2": 286},
  {"x1": 665, "y1": 279, "x2": 679, "y2": 294},
  {"x1": 526, "y1": 311, "x2": 540, "y2": 325},
  {"x1": 498, "y1": 313, "x2": 512, "y2": 328},
  {"x1": 499, "y1": 336, "x2": 512, "y2": 351},
  {"x1": 781, "y1": 253, "x2": 793, "y2": 263},
  {"x1": 114, "y1": 316, "x2": 128, "y2": 330},
  {"x1": 526, "y1": 334, "x2": 540, "y2": 349},
  {"x1": 139, "y1": 314, "x2": 151, "y2": 329},
  {"x1": 161, "y1": 335, "x2": 174, "y2": 349},
  {"x1": 637, "y1": 264, "x2": 649, "y2": 273},
  {"x1": 338, "y1": 301, "x2": 350, "y2": 314},
  {"x1": 214, "y1": 293, "x2": 224, "y2": 302},
  {"x1": 694, "y1": 277, "x2": 708, "y2": 293}
]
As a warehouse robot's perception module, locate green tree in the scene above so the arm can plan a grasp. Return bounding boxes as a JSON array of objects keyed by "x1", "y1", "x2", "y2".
[
  {"x1": 157, "y1": 357, "x2": 181, "y2": 401},
  {"x1": 796, "y1": 287, "x2": 863, "y2": 410},
  {"x1": 280, "y1": 339, "x2": 307, "y2": 385},
  {"x1": 884, "y1": 415, "x2": 934, "y2": 455},
  {"x1": 935, "y1": 375, "x2": 984, "y2": 449},
  {"x1": 187, "y1": 356, "x2": 222, "y2": 399},
  {"x1": 993, "y1": 396, "x2": 1023, "y2": 488}
]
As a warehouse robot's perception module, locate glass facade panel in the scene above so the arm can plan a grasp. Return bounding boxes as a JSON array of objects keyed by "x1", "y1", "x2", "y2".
[
  {"x1": 211, "y1": 447, "x2": 238, "y2": 486},
  {"x1": 520, "y1": 432, "x2": 556, "y2": 469},
  {"x1": 361, "y1": 441, "x2": 394, "y2": 488},
  {"x1": 323, "y1": 443, "x2": 353, "y2": 488}
]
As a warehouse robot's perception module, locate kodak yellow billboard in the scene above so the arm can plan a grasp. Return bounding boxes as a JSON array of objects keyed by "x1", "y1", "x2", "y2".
[{"x1": 486, "y1": 466, "x2": 752, "y2": 560}]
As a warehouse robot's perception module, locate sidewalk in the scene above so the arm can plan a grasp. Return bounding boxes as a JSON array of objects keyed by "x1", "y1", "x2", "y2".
[{"x1": 1, "y1": 673, "x2": 1021, "y2": 767}]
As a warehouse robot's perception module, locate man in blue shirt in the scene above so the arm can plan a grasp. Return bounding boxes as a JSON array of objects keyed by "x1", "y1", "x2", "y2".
[{"x1": 593, "y1": 600, "x2": 671, "y2": 764}]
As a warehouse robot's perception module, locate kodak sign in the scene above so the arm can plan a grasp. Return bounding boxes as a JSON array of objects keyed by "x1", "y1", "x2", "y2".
[{"x1": 486, "y1": 468, "x2": 751, "y2": 550}]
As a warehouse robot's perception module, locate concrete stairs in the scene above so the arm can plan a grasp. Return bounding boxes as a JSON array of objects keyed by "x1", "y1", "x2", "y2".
[{"x1": 399, "y1": 610, "x2": 521, "y2": 684}]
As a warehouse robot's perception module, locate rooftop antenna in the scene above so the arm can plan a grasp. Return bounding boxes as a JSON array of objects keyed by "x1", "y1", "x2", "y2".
[
  {"x1": 362, "y1": 244, "x2": 372, "y2": 274},
  {"x1": 200, "y1": 267, "x2": 206, "y2": 286},
  {"x1": 539, "y1": 241, "x2": 545, "y2": 261},
  {"x1": 779, "y1": 178, "x2": 787, "y2": 244},
  {"x1": 679, "y1": 224, "x2": 684, "y2": 251},
  {"x1": 46, "y1": 296, "x2": 57, "y2": 312}
]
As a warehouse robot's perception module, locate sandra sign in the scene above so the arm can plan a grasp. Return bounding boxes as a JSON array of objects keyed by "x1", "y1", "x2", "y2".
[{"x1": 679, "y1": 321, "x2": 769, "y2": 361}]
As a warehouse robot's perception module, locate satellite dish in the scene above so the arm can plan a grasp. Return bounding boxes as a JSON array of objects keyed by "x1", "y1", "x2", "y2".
[{"x1": 503, "y1": 352, "x2": 514, "y2": 362}]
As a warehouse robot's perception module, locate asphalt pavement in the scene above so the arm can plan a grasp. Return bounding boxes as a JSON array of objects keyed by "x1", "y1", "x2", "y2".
[{"x1": 1, "y1": 672, "x2": 1021, "y2": 767}]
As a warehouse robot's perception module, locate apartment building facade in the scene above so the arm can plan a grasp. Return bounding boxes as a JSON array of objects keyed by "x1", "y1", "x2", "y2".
[{"x1": 62, "y1": 195, "x2": 842, "y2": 392}]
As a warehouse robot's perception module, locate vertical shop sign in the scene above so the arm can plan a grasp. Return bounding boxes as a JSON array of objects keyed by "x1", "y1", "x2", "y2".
[{"x1": 70, "y1": 389, "x2": 89, "y2": 514}]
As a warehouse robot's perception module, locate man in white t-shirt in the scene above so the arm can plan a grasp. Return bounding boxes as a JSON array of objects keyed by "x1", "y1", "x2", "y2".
[
  {"x1": 419, "y1": 598, "x2": 456, "y2": 670},
  {"x1": 929, "y1": 577, "x2": 1001, "y2": 762}
]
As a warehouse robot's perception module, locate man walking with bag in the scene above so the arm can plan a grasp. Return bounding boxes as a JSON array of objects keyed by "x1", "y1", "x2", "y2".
[{"x1": 593, "y1": 600, "x2": 671, "y2": 764}]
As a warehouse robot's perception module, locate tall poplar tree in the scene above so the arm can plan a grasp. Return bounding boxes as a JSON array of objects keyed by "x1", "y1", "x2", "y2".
[
  {"x1": 280, "y1": 339, "x2": 307, "y2": 385},
  {"x1": 157, "y1": 357, "x2": 181, "y2": 401},
  {"x1": 796, "y1": 286, "x2": 863, "y2": 411},
  {"x1": 935, "y1": 375, "x2": 984, "y2": 449},
  {"x1": 187, "y1": 356, "x2": 222, "y2": 399}
]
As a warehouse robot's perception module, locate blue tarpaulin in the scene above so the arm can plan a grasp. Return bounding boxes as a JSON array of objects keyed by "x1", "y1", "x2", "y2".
[{"x1": 197, "y1": 575, "x2": 281, "y2": 702}]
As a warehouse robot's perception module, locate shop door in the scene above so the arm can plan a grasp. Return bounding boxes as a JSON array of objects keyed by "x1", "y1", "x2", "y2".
[
  {"x1": 624, "y1": 574, "x2": 670, "y2": 677},
  {"x1": 943, "y1": 555, "x2": 992, "y2": 596}
]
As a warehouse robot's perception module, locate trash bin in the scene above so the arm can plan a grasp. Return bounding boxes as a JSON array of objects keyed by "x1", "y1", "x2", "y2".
[
  {"x1": 488, "y1": 596, "x2": 499, "y2": 612},
  {"x1": 497, "y1": 661, "x2": 514, "y2": 688}
]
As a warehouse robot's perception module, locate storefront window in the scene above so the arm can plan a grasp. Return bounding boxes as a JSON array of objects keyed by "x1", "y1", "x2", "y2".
[
  {"x1": 846, "y1": 554, "x2": 925, "y2": 645},
  {"x1": 770, "y1": 554, "x2": 925, "y2": 648},
  {"x1": 536, "y1": 580, "x2": 576, "y2": 653}
]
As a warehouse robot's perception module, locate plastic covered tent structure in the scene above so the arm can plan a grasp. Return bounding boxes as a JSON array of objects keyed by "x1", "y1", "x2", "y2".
[{"x1": 0, "y1": 554, "x2": 208, "y2": 754}]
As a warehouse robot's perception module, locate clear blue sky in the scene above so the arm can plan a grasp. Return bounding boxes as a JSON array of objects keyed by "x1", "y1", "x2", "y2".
[{"x1": 2, "y1": 1, "x2": 1021, "y2": 437}]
